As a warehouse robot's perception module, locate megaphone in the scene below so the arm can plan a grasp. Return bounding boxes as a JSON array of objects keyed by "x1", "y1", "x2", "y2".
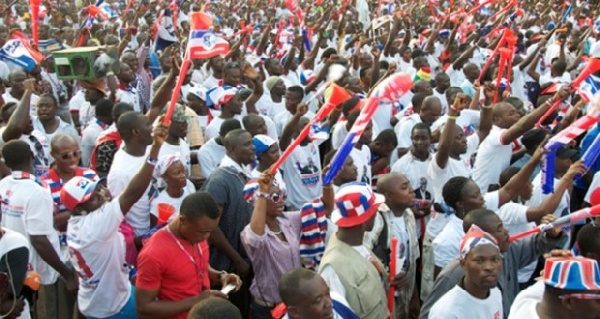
[{"x1": 572, "y1": 58, "x2": 600, "y2": 88}]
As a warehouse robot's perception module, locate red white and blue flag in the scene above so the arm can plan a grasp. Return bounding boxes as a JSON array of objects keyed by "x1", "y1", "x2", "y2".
[
  {"x1": 186, "y1": 12, "x2": 230, "y2": 59},
  {"x1": 578, "y1": 75, "x2": 600, "y2": 103},
  {"x1": 0, "y1": 32, "x2": 44, "y2": 72}
]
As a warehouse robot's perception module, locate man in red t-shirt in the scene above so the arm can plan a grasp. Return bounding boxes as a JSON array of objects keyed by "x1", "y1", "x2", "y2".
[{"x1": 135, "y1": 192, "x2": 242, "y2": 319}]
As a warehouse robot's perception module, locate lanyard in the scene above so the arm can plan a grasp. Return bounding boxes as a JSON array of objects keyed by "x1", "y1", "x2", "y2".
[{"x1": 165, "y1": 227, "x2": 205, "y2": 290}]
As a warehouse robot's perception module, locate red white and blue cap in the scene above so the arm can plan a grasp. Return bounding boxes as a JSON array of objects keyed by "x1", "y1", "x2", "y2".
[
  {"x1": 60, "y1": 176, "x2": 104, "y2": 211},
  {"x1": 543, "y1": 256, "x2": 600, "y2": 290},
  {"x1": 331, "y1": 182, "x2": 384, "y2": 228},
  {"x1": 459, "y1": 225, "x2": 500, "y2": 259},
  {"x1": 253, "y1": 134, "x2": 277, "y2": 158}
]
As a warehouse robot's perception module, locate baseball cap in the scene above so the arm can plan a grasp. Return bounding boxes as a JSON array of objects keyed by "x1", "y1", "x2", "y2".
[
  {"x1": 543, "y1": 256, "x2": 600, "y2": 290},
  {"x1": 253, "y1": 134, "x2": 277, "y2": 158},
  {"x1": 160, "y1": 104, "x2": 189, "y2": 123},
  {"x1": 556, "y1": 145, "x2": 578, "y2": 160},
  {"x1": 331, "y1": 182, "x2": 384, "y2": 228},
  {"x1": 60, "y1": 177, "x2": 105, "y2": 211}
]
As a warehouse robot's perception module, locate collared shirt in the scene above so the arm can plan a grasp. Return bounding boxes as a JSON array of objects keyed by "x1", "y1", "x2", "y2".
[{"x1": 219, "y1": 155, "x2": 252, "y2": 179}]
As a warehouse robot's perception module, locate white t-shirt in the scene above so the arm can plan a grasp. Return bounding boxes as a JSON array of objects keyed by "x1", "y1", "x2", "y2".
[
  {"x1": 116, "y1": 87, "x2": 141, "y2": 113},
  {"x1": 426, "y1": 134, "x2": 479, "y2": 237},
  {"x1": 392, "y1": 152, "x2": 434, "y2": 199},
  {"x1": 255, "y1": 95, "x2": 285, "y2": 120},
  {"x1": 431, "y1": 110, "x2": 480, "y2": 138},
  {"x1": 67, "y1": 199, "x2": 131, "y2": 318},
  {"x1": 527, "y1": 173, "x2": 570, "y2": 247},
  {"x1": 429, "y1": 285, "x2": 503, "y2": 319},
  {"x1": 273, "y1": 109, "x2": 315, "y2": 138},
  {"x1": 472, "y1": 126, "x2": 513, "y2": 192},
  {"x1": 204, "y1": 115, "x2": 241, "y2": 141},
  {"x1": 281, "y1": 141, "x2": 322, "y2": 210},
  {"x1": 2, "y1": 89, "x2": 39, "y2": 117},
  {"x1": 350, "y1": 145, "x2": 372, "y2": 185},
  {"x1": 507, "y1": 280, "x2": 545, "y2": 319},
  {"x1": 81, "y1": 119, "x2": 108, "y2": 167},
  {"x1": 394, "y1": 114, "x2": 422, "y2": 149},
  {"x1": 0, "y1": 228, "x2": 31, "y2": 319},
  {"x1": 0, "y1": 128, "x2": 51, "y2": 177},
  {"x1": 149, "y1": 180, "x2": 196, "y2": 220},
  {"x1": 0, "y1": 172, "x2": 61, "y2": 285},
  {"x1": 196, "y1": 138, "x2": 226, "y2": 177},
  {"x1": 433, "y1": 89, "x2": 449, "y2": 115},
  {"x1": 107, "y1": 148, "x2": 159, "y2": 235},
  {"x1": 432, "y1": 214, "x2": 464, "y2": 268}
]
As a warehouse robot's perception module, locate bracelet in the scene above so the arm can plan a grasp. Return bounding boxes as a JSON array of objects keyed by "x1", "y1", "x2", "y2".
[
  {"x1": 447, "y1": 116, "x2": 457, "y2": 121},
  {"x1": 545, "y1": 99, "x2": 556, "y2": 107},
  {"x1": 146, "y1": 156, "x2": 157, "y2": 166}
]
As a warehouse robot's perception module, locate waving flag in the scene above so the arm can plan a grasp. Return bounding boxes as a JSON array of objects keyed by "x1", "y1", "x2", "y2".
[
  {"x1": 155, "y1": 9, "x2": 178, "y2": 51},
  {"x1": 579, "y1": 75, "x2": 600, "y2": 103},
  {"x1": 284, "y1": 0, "x2": 303, "y2": 24},
  {"x1": 0, "y1": 32, "x2": 44, "y2": 72},
  {"x1": 187, "y1": 12, "x2": 230, "y2": 59},
  {"x1": 323, "y1": 73, "x2": 413, "y2": 185}
]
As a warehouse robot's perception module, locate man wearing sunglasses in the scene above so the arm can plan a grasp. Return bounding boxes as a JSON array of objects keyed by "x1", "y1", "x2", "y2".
[{"x1": 43, "y1": 133, "x2": 99, "y2": 318}]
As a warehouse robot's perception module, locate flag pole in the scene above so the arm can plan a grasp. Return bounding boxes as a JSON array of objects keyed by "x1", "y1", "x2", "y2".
[{"x1": 164, "y1": 50, "x2": 190, "y2": 126}]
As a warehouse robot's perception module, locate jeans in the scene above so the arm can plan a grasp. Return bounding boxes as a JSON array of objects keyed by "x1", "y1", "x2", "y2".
[
  {"x1": 87, "y1": 285, "x2": 137, "y2": 319},
  {"x1": 251, "y1": 300, "x2": 274, "y2": 319}
]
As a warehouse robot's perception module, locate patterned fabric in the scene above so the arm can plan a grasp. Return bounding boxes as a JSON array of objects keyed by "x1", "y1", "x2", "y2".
[
  {"x1": 94, "y1": 140, "x2": 119, "y2": 175},
  {"x1": 331, "y1": 182, "x2": 384, "y2": 227},
  {"x1": 544, "y1": 256, "x2": 600, "y2": 290},
  {"x1": 459, "y1": 225, "x2": 500, "y2": 259},
  {"x1": 299, "y1": 199, "x2": 328, "y2": 270}
]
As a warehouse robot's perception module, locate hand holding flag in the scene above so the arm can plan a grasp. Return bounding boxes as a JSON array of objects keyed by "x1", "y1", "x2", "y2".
[{"x1": 164, "y1": 12, "x2": 230, "y2": 125}]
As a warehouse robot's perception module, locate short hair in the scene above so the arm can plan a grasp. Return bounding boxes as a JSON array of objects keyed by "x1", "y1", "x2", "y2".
[
  {"x1": 2, "y1": 140, "x2": 31, "y2": 169},
  {"x1": 180, "y1": 192, "x2": 219, "y2": 220},
  {"x1": 445, "y1": 87, "x2": 463, "y2": 103},
  {"x1": 50, "y1": 133, "x2": 78, "y2": 151},
  {"x1": 412, "y1": 92, "x2": 427, "y2": 113},
  {"x1": 39, "y1": 93, "x2": 58, "y2": 107},
  {"x1": 223, "y1": 129, "x2": 249, "y2": 148},
  {"x1": 463, "y1": 208, "x2": 496, "y2": 232},
  {"x1": 242, "y1": 114, "x2": 263, "y2": 129},
  {"x1": 504, "y1": 96, "x2": 524, "y2": 111},
  {"x1": 287, "y1": 86, "x2": 305, "y2": 100},
  {"x1": 112, "y1": 102, "x2": 134, "y2": 122},
  {"x1": 95, "y1": 99, "x2": 114, "y2": 118},
  {"x1": 577, "y1": 223, "x2": 600, "y2": 257},
  {"x1": 279, "y1": 268, "x2": 319, "y2": 307},
  {"x1": 422, "y1": 96, "x2": 441, "y2": 111},
  {"x1": 412, "y1": 122, "x2": 431, "y2": 136},
  {"x1": 187, "y1": 298, "x2": 241, "y2": 319},
  {"x1": 374, "y1": 129, "x2": 398, "y2": 147},
  {"x1": 219, "y1": 119, "x2": 242, "y2": 138},
  {"x1": 323, "y1": 150, "x2": 337, "y2": 167},
  {"x1": 117, "y1": 111, "x2": 144, "y2": 139},
  {"x1": 339, "y1": 97, "x2": 361, "y2": 116},
  {"x1": 443, "y1": 176, "x2": 471, "y2": 211},
  {"x1": 499, "y1": 166, "x2": 520, "y2": 187}
]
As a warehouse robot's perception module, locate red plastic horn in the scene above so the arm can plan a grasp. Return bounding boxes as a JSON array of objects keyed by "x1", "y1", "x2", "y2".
[{"x1": 572, "y1": 58, "x2": 600, "y2": 88}]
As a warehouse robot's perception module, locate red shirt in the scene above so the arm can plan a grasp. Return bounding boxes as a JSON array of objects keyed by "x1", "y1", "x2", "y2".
[{"x1": 136, "y1": 228, "x2": 210, "y2": 319}]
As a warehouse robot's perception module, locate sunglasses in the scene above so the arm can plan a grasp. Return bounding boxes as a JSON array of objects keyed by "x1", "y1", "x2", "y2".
[
  {"x1": 59, "y1": 150, "x2": 82, "y2": 160},
  {"x1": 270, "y1": 192, "x2": 287, "y2": 203}
]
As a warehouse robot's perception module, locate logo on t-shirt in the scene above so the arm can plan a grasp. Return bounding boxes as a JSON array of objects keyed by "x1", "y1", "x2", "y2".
[{"x1": 296, "y1": 159, "x2": 320, "y2": 187}]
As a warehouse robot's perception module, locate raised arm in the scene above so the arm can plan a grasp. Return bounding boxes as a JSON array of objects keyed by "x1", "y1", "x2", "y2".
[
  {"x1": 279, "y1": 103, "x2": 308, "y2": 150},
  {"x1": 146, "y1": 48, "x2": 178, "y2": 123},
  {"x1": 435, "y1": 93, "x2": 469, "y2": 169},
  {"x1": 500, "y1": 87, "x2": 571, "y2": 145},
  {"x1": 525, "y1": 161, "x2": 586, "y2": 223},
  {"x1": 249, "y1": 172, "x2": 273, "y2": 236},
  {"x1": 2, "y1": 79, "x2": 33, "y2": 142}
]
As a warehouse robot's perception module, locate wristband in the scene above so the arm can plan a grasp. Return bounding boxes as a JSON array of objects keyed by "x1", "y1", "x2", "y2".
[
  {"x1": 447, "y1": 115, "x2": 457, "y2": 121},
  {"x1": 147, "y1": 156, "x2": 157, "y2": 166}
]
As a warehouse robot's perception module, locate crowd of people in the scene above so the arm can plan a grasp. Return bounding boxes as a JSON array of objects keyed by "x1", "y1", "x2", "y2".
[{"x1": 0, "y1": 0, "x2": 598, "y2": 318}]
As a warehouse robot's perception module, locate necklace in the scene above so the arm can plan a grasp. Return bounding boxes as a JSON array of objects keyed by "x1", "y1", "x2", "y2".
[{"x1": 268, "y1": 221, "x2": 282, "y2": 235}]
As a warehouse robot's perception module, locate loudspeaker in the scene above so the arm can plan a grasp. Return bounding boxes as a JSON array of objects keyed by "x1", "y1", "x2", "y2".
[{"x1": 53, "y1": 47, "x2": 101, "y2": 80}]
